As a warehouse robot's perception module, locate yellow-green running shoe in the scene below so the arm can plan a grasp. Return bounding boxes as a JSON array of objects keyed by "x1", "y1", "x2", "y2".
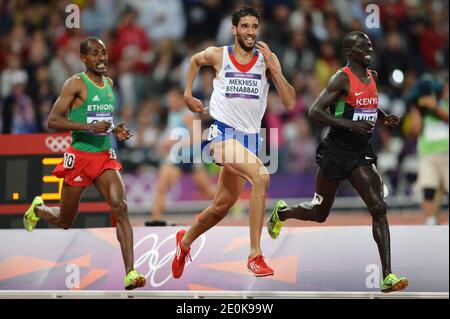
[
  {"x1": 124, "y1": 270, "x2": 146, "y2": 290},
  {"x1": 23, "y1": 196, "x2": 43, "y2": 232},
  {"x1": 267, "y1": 199, "x2": 287, "y2": 239},
  {"x1": 381, "y1": 273, "x2": 409, "y2": 293}
]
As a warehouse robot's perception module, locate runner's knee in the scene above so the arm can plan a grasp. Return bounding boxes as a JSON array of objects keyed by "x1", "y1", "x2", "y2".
[
  {"x1": 111, "y1": 200, "x2": 128, "y2": 219},
  {"x1": 369, "y1": 200, "x2": 387, "y2": 218},
  {"x1": 312, "y1": 208, "x2": 330, "y2": 223},
  {"x1": 211, "y1": 203, "x2": 231, "y2": 219},
  {"x1": 250, "y1": 173, "x2": 270, "y2": 191},
  {"x1": 303, "y1": 193, "x2": 329, "y2": 222},
  {"x1": 310, "y1": 205, "x2": 330, "y2": 223},
  {"x1": 57, "y1": 207, "x2": 76, "y2": 229},
  {"x1": 210, "y1": 197, "x2": 237, "y2": 219}
]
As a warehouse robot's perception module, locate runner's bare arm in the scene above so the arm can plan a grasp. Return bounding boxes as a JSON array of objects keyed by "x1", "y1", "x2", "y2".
[
  {"x1": 309, "y1": 71, "x2": 375, "y2": 135},
  {"x1": 48, "y1": 76, "x2": 111, "y2": 133},
  {"x1": 105, "y1": 76, "x2": 132, "y2": 139},
  {"x1": 370, "y1": 70, "x2": 400, "y2": 127},
  {"x1": 184, "y1": 47, "x2": 221, "y2": 113},
  {"x1": 378, "y1": 108, "x2": 400, "y2": 127},
  {"x1": 256, "y1": 41, "x2": 295, "y2": 109}
]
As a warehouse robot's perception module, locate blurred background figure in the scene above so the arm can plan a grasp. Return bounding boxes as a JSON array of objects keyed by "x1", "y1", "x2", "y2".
[
  {"x1": 407, "y1": 76, "x2": 449, "y2": 225},
  {"x1": 145, "y1": 86, "x2": 216, "y2": 226}
]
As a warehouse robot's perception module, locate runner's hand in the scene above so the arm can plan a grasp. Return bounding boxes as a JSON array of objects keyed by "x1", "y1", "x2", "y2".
[
  {"x1": 113, "y1": 122, "x2": 133, "y2": 141},
  {"x1": 255, "y1": 41, "x2": 277, "y2": 73},
  {"x1": 89, "y1": 120, "x2": 111, "y2": 133},
  {"x1": 383, "y1": 115, "x2": 400, "y2": 128},
  {"x1": 184, "y1": 94, "x2": 207, "y2": 113}
]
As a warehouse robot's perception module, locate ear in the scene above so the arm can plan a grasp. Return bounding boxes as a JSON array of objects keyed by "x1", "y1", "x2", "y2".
[
  {"x1": 232, "y1": 25, "x2": 237, "y2": 37},
  {"x1": 343, "y1": 48, "x2": 351, "y2": 57},
  {"x1": 80, "y1": 54, "x2": 86, "y2": 63}
]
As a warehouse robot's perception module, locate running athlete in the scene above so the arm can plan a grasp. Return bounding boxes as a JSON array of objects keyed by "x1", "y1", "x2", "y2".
[
  {"x1": 172, "y1": 6, "x2": 295, "y2": 278},
  {"x1": 23, "y1": 37, "x2": 146, "y2": 290},
  {"x1": 268, "y1": 31, "x2": 408, "y2": 293}
]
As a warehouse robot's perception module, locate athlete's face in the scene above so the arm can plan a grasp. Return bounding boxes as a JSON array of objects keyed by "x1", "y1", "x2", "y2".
[
  {"x1": 233, "y1": 16, "x2": 259, "y2": 52},
  {"x1": 81, "y1": 40, "x2": 108, "y2": 75},
  {"x1": 348, "y1": 35, "x2": 374, "y2": 67}
]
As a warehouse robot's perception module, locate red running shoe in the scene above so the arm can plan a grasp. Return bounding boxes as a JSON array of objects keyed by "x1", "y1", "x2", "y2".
[
  {"x1": 172, "y1": 230, "x2": 192, "y2": 279},
  {"x1": 247, "y1": 255, "x2": 274, "y2": 277}
]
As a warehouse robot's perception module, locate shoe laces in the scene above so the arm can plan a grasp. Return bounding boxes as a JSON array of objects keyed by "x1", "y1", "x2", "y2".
[{"x1": 177, "y1": 242, "x2": 192, "y2": 263}]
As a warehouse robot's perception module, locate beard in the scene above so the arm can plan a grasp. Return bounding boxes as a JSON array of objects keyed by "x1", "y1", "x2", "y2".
[{"x1": 237, "y1": 35, "x2": 255, "y2": 52}]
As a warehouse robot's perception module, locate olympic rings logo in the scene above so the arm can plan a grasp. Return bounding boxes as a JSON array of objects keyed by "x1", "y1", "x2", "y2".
[
  {"x1": 134, "y1": 232, "x2": 206, "y2": 288},
  {"x1": 45, "y1": 136, "x2": 72, "y2": 152}
]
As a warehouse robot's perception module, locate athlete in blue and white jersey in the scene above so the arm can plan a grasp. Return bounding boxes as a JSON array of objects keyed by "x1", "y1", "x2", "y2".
[{"x1": 171, "y1": 6, "x2": 295, "y2": 278}]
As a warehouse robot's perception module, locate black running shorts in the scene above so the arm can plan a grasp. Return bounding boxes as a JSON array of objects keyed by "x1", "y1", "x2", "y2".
[{"x1": 315, "y1": 137, "x2": 377, "y2": 181}]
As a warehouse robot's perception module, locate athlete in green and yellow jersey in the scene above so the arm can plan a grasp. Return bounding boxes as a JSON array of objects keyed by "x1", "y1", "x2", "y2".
[{"x1": 23, "y1": 37, "x2": 145, "y2": 290}]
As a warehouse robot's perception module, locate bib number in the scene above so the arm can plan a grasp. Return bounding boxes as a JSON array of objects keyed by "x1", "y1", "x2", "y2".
[
  {"x1": 63, "y1": 153, "x2": 75, "y2": 169},
  {"x1": 352, "y1": 109, "x2": 378, "y2": 122},
  {"x1": 87, "y1": 113, "x2": 113, "y2": 136},
  {"x1": 109, "y1": 149, "x2": 117, "y2": 160},
  {"x1": 224, "y1": 72, "x2": 262, "y2": 100}
]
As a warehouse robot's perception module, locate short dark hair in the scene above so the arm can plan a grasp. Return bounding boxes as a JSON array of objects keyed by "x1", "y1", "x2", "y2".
[
  {"x1": 231, "y1": 6, "x2": 260, "y2": 27},
  {"x1": 343, "y1": 31, "x2": 367, "y2": 50},
  {"x1": 80, "y1": 36, "x2": 102, "y2": 55}
]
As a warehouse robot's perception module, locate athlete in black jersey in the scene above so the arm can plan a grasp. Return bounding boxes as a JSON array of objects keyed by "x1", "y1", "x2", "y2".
[{"x1": 267, "y1": 31, "x2": 408, "y2": 293}]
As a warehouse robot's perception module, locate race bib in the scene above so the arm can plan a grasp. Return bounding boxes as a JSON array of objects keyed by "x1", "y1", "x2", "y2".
[
  {"x1": 352, "y1": 108, "x2": 378, "y2": 123},
  {"x1": 63, "y1": 152, "x2": 75, "y2": 169},
  {"x1": 109, "y1": 148, "x2": 117, "y2": 160},
  {"x1": 87, "y1": 112, "x2": 113, "y2": 136},
  {"x1": 224, "y1": 72, "x2": 262, "y2": 100}
]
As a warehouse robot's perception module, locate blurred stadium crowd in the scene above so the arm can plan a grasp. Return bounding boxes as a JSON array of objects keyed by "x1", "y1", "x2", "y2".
[{"x1": 0, "y1": 0, "x2": 448, "y2": 197}]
